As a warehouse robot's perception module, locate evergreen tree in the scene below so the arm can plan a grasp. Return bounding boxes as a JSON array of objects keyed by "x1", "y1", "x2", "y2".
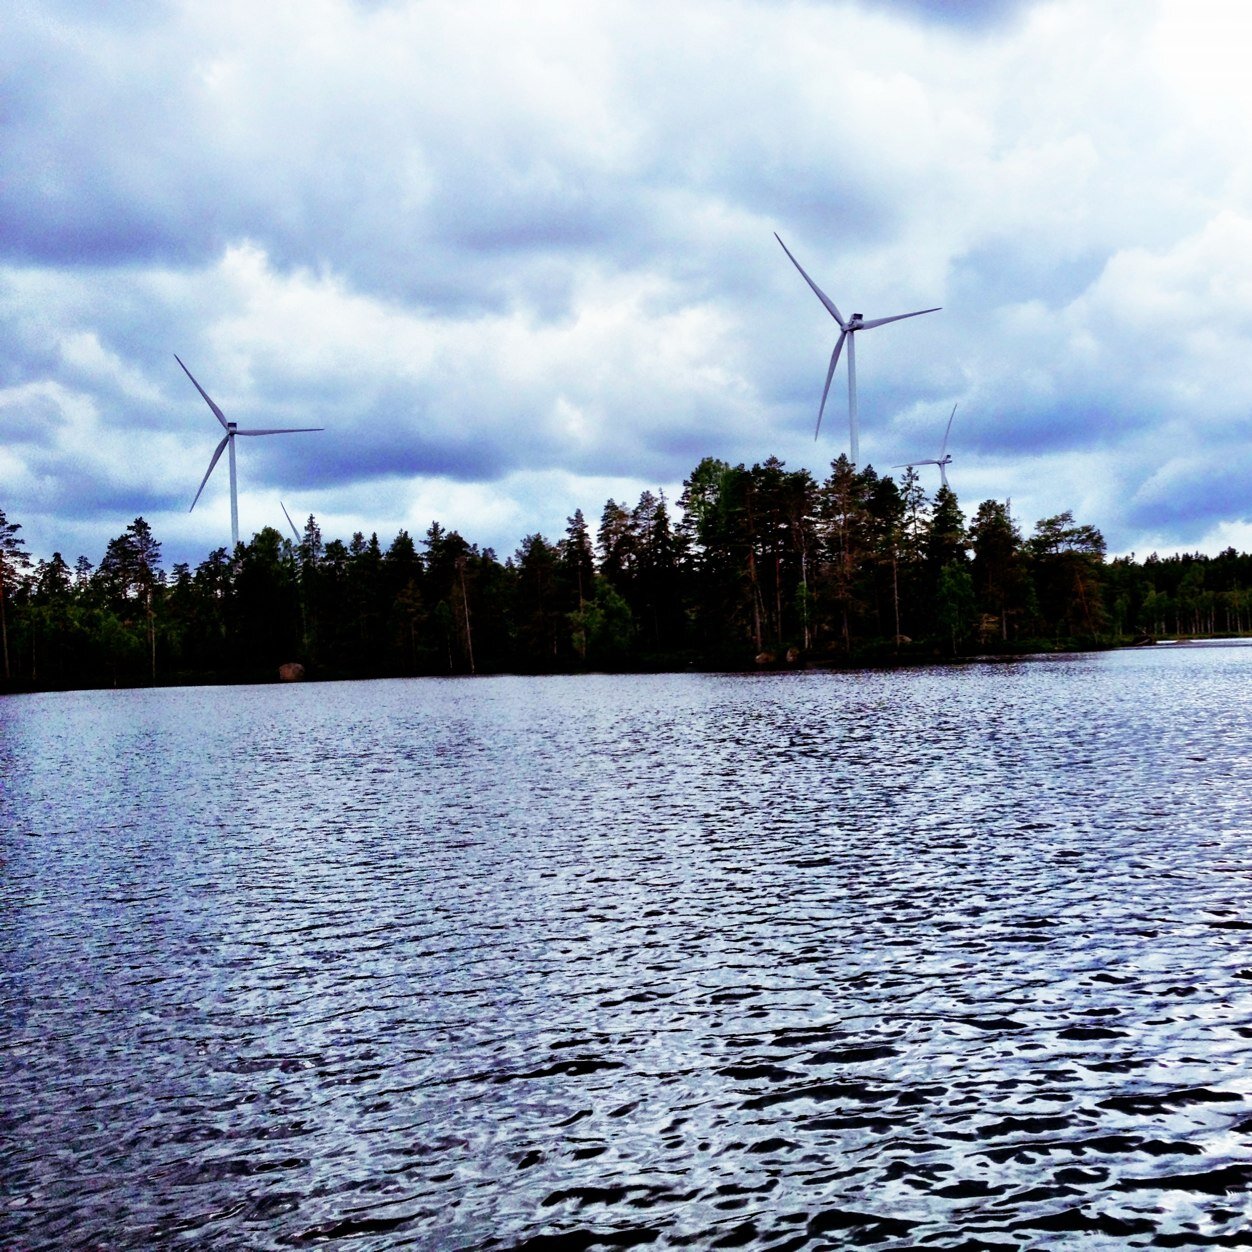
[
  {"x1": 347, "y1": 532, "x2": 386, "y2": 666},
  {"x1": 818, "y1": 455, "x2": 873, "y2": 653},
  {"x1": 865, "y1": 473, "x2": 907, "y2": 645},
  {"x1": 163, "y1": 561, "x2": 198, "y2": 675},
  {"x1": 561, "y1": 510, "x2": 595, "y2": 614},
  {"x1": 597, "y1": 499, "x2": 637, "y2": 595},
  {"x1": 0, "y1": 507, "x2": 32, "y2": 683},
  {"x1": 778, "y1": 465, "x2": 819, "y2": 651},
  {"x1": 28, "y1": 552, "x2": 76, "y2": 685},
  {"x1": 2, "y1": 450, "x2": 1210, "y2": 686},
  {"x1": 559, "y1": 510, "x2": 597, "y2": 663},
  {"x1": 970, "y1": 499, "x2": 1027, "y2": 643},
  {"x1": 1028, "y1": 511, "x2": 1107, "y2": 641},
  {"x1": 924, "y1": 486, "x2": 968, "y2": 573},
  {"x1": 314, "y1": 538, "x2": 352, "y2": 667},
  {"x1": 422, "y1": 523, "x2": 479, "y2": 673},
  {"x1": 190, "y1": 547, "x2": 234, "y2": 674},
  {"x1": 631, "y1": 490, "x2": 684, "y2": 653},
  {"x1": 234, "y1": 527, "x2": 302, "y2": 673},
  {"x1": 934, "y1": 561, "x2": 976, "y2": 654},
  {"x1": 570, "y1": 576, "x2": 636, "y2": 665},
  {"x1": 513, "y1": 533, "x2": 563, "y2": 666},
  {"x1": 383, "y1": 529, "x2": 425, "y2": 672},
  {"x1": 95, "y1": 518, "x2": 164, "y2": 681},
  {"x1": 677, "y1": 458, "x2": 757, "y2": 659}
]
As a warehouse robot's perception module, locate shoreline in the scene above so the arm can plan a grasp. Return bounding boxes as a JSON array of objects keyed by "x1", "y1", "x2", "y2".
[{"x1": 5, "y1": 635, "x2": 1250, "y2": 697}]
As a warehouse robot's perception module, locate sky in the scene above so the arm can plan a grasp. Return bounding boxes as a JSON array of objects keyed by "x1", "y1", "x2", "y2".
[{"x1": 5, "y1": 0, "x2": 1252, "y2": 570}]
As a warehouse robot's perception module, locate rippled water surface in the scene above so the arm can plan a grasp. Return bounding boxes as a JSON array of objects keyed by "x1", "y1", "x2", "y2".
[{"x1": 4, "y1": 646, "x2": 1252, "y2": 1249}]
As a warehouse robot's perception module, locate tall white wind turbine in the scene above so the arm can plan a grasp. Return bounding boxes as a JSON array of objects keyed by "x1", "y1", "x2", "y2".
[
  {"x1": 895, "y1": 403, "x2": 957, "y2": 490},
  {"x1": 176, "y1": 355, "x2": 324, "y2": 550},
  {"x1": 775, "y1": 233, "x2": 940, "y2": 466}
]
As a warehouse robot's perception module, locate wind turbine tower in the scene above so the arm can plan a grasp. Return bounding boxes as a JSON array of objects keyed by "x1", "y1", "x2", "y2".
[
  {"x1": 177, "y1": 355, "x2": 324, "y2": 550},
  {"x1": 895, "y1": 403, "x2": 958, "y2": 489},
  {"x1": 775, "y1": 234, "x2": 940, "y2": 466}
]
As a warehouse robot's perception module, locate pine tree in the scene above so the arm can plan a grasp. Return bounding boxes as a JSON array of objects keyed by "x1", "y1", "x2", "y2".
[
  {"x1": 29, "y1": 552, "x2": 75, "y2": 685},
  {"x1": 865, "y1": 474, "x2": 907, "y2": 646},
  {"x1": 96, "y1": 518, "x2": 164, "y2": 681},
  {"x1": 514, "y1": 533, "x2": 562, "y2": 665},
  {"x1": 422, "y1": 524, "x2": 477, "y2": 673},
  {"x1": 819, "y1": 455, "x2": 872, "y2": 653},
  {"x1": 632, "y1": 490, "x2": 683, "y2": 652},
  {"x1": 561, "y1": 510, "x2": 596, "y2": 627},
  {"x1": 1028, "y1": 512, "x2": 1107, "y2": 641},
  {"x1": 970, "y1": 500, "x2": 1026, "y2": 642},
  {"x1": 0, "y1": 507, "x2": 32, "y2": 682},
  {"x1": 597, "y1": 499, "x2": 636, "y2": 594}
]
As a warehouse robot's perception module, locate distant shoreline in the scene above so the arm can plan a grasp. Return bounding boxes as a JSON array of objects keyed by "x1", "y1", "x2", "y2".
[{"x1": 7, "y1": 634, "x2": 1252, "y2": 697}]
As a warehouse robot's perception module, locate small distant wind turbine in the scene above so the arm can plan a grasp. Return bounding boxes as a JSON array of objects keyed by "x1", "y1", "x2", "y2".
[
  {"x1": 280, "y1": 501, "x2": 302, "y2": 544},
  {"x1": 176, "y1": 354, "x2": 324, "y2": 550},
  {"x1": 895, "y1": 403, "x2": 957, "y2": 490},
  {"x1": 775, "y1": 233, "x2": 940, "y2": 465}
]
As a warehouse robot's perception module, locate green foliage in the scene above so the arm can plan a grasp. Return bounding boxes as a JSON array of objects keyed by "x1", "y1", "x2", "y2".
[
  {"x1": 570, "y1": 576, "x2": 636, "y2": 665},
  {"x1": 935, "y1": 562, "x2": 976, "y2": 654},
  {"x1": 970, "y1": 500, "x2": 1028, "y2": 644},
  {"x1": 1, "y1": 506, "x2": 33, "y2": 682},
  {"x1": 1027, "y1": 511, "x2": 1107, "y2": 642},
  {"x1": 8, "y1": 463, "x2": 1248, "y2": 690}
]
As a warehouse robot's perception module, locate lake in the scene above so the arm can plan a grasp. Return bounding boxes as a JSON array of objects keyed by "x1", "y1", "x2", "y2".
[{"x1": 3, "y1": 645, "x2": 1252, "y2": 1249}]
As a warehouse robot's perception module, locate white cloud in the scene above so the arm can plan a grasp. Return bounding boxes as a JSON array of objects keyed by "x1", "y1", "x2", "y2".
[{"x1": 4, "y1": 0, "x2": 1252, "y2": 567}]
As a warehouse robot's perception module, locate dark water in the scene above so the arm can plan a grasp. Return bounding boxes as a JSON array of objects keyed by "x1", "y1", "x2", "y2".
[{"x1": 4, "y1": 645, "x2": 1252, "y2": 1249}]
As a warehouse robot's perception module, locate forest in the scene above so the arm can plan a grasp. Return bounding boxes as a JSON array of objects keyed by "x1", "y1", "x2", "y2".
[{"x1": 3, "y1": 454, "x2": 1252, "y2": 691}]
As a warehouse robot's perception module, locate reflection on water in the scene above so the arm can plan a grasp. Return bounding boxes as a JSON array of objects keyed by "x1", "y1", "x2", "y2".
[{"x1": 4, "y1": 646, "x2": 1252, "y2": 1249}]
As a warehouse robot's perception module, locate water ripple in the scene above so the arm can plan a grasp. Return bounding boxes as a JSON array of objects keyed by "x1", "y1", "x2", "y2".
[{"x1": 3, "y1": 647, "x2": 1252, "y2": 1248}]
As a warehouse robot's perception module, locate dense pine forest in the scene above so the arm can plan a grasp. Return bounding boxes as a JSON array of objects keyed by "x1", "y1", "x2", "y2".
[{"x1": 3, "y1": 454, "x2": 1252, "y2": 691}]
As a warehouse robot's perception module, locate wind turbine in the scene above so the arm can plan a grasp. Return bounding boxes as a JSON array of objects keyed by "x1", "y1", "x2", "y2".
[
  {"x1": 895, "y1": 403, "x2": 957, "y2": 490},
  {"x1": 176, "y1": 354, "x2": 324, "y2": 550},
  {"x1": 775, "y1": 233, "x2": 940, "y2": 465},
  {"x1": 280, "y1": 501, "x2": 302, "y2": 544}
]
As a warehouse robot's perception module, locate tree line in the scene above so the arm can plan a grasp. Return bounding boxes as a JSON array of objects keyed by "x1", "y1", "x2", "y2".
[{"x1": 3, "y1": 454, "x2": 1251, "y2": 690}]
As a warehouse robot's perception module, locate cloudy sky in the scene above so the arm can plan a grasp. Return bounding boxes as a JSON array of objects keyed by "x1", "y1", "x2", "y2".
[{"x1": 5, "y1": 0, "x2": 1252, "y2": 568}]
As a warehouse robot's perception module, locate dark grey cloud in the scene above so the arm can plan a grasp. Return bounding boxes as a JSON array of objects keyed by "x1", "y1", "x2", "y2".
[
  {"x1": 308, "y1": 428, "x2": 511, "y2": 487},
  {"x1": 5, "y1": 0, "x2": 1252, "y2": 568},
  {"x1": 950, "y1": 243, "x2": 1110, "y2": 314},
  {"x1": 2, "y1": 391, "x2": 69, "y2": 447},
  {"x1": 1123, "y1": 449, "x2": 1252, "y2": 533},
  {"x1": 20, "y1": 454, "x2": 184, "y2": 519}
]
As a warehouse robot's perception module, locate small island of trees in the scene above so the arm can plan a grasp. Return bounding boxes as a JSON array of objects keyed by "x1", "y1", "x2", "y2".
[{"x1": 3, "y1": 453, "x2": 1251, "y2": 691}]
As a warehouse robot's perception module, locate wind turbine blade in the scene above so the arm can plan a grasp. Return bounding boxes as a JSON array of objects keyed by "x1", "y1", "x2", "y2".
[
  {"x1": 775, "y1": 233, "x2": 845, "y2": 327},
  {"x1": 281, "y1": 501, "x2": 301, "y2": 542},
  {"x1": 235, "y1": 426, "x2": 325, "y2": 436},
  {"x1": 190, "y1": 435, "x2": 230, "y2": 511},
  {"x1": 174, "y1": 355, "x2": 230, "y2": 430},
  {"x1": 940, "y1": 403, "x2": 957, "y2": 457},
  {"x1": 894, "y1": 458, "x2": 940, "y2": 469},
  {"x1": 815, "y1": 331, "x2": 846, "y2": 440},
  {"x1": 858, "y1": 307, "x2": 941, "y2": 330}
]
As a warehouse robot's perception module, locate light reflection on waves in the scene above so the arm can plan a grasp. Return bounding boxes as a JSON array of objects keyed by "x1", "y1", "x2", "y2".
[{"x1": 3, "y1": 649, "x2": 1252, "y2": 1249}]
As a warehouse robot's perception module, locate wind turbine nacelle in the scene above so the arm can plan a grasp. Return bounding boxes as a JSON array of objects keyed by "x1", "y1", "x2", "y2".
[{"x1": 849, "y1": 314, "x2": 864, "y2": 327}]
